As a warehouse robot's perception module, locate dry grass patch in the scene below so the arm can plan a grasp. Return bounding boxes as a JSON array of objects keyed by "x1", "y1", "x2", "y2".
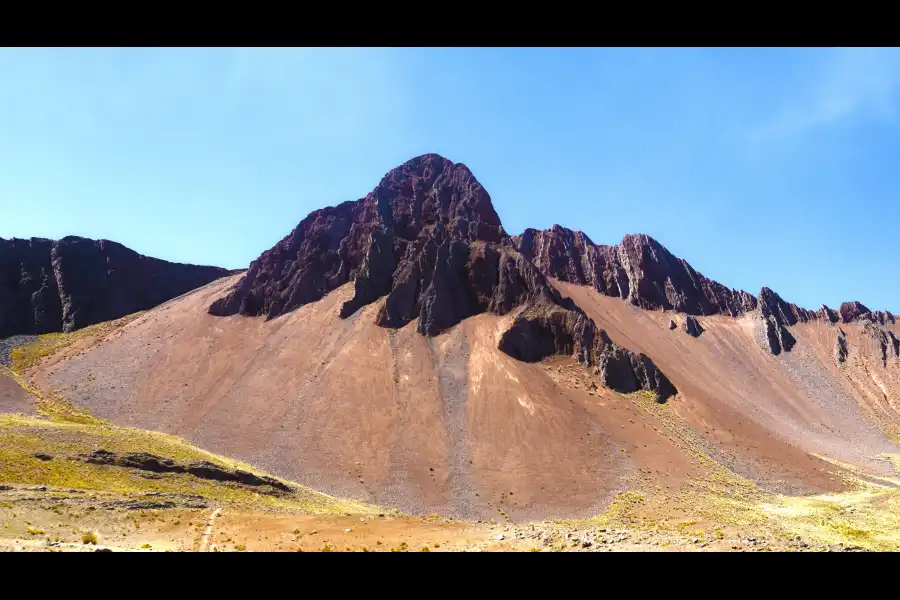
[{"x1": 0, "y1": 413, "x2": 382, "y2": 516}]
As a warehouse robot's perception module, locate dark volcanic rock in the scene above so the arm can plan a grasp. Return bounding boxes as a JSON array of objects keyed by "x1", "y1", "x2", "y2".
[
  {"x1": 210, "y1": 154, "x2": 677, "y2": 400},
  {"x1": 757, "y1": 287, "x2": 804, "y2": 355},
  {"x1": 668, "y1": 319, "x2": 677, "y2": 330},
  {"x1": 185, "y1": 461, "x2": 291, "y2": 492},
  {"x1": 758, "y1": 287, "x2": 800, "y2": 327},
  {"x1": 497, "y1": 297, "x2": 676, "y2": 401},
  {"x1": 835, "y1": 329, "x2": 848, "y2": 365},
  {"x1": 515, "y1": 226, "x2": 900, "y2": 356},
  {"x1": 515, "y1": 225, "x2": 759, "y2": 318},
  {"x1": 862, "y1": 310, "x2": 895, "y2": 326},
  {"x1": 83, "y1": 450, "x2": 292, "y2": 493},
  {"x1": 818, "y1": 305, "x2": 839, "y2": 324},
  {"x1": 683, "y1": 315, "x2": 704, "y2": 338},
  {"x1": 0, "y1": 236, "x2": 228, "y2": 337},
  {"x1": 864, "y1": 322, "x2": 900, "y2": 368},
  {"x1": 763, "y1": 316, "x2": 796, "y2": 355},
  {"x1": 210, "y1": 153, "x2": 504, "y2": 331},
  {"x1": 839, "y1": 301, "x2": 871, "y2": 323}
]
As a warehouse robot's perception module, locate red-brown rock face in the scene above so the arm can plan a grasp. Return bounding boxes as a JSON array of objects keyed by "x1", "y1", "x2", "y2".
[
  {"x1": 209, "y1": 154, "x2": 677, "y2": 401},
  {"x1": 209, "y1": 154, "x2": 504, "y2": 331},
  {"x1": 515, "y1": 225, "x2": 758, "y2": 317},
  {"x1": 515, "y1": 225, "x2": 900, "y2": 359},
  {"x1": 1, "y1": 236, "x2": 230, "y2": 337}
]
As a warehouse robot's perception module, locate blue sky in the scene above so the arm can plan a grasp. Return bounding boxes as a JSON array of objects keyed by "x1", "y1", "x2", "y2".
[{"x1": 1, "y1": 47, "x2": 899, "y2": 312}]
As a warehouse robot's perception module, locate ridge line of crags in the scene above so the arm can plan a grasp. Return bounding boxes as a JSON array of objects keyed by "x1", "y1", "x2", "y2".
[{"x1": 206, "y1": 153, "x2": 896, "y2": 400}]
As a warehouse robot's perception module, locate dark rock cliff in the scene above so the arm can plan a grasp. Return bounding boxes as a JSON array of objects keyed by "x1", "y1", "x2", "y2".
[
  {"x1": 515, "y1": 225, "x2": 897, "y2": 359},
  {"x1": 208, "y1": 152, "x2": 896, "y2": 378},
  {"x1": 515, "y1": 225, "x2": 759, "y2": 318},
  {"x1": 209, "y1": 154, "x2": 676, "y2": 400},
  {"x1": 683, "y1": 315, "x2": 704, "y2": 338},
  {"x1": 1, "y1": 236, "x2": 229, "y2": 337}
]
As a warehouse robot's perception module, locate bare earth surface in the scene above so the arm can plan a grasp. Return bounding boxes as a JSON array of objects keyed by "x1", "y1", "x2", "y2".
[
  {"x1": 2, "y1": 274, "x2": 898, "y2": 549},
  {"x1": 0, "y1": 372, "x2": 32, "y2": 415}
]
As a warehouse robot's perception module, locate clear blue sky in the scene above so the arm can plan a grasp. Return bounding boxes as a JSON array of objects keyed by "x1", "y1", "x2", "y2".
[{"x1": 1, "y1": 47, "x2": 898, "y2": 312}]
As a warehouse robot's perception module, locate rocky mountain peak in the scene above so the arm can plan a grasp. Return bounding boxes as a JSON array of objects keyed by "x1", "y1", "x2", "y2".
[
  {"x1": 208, "y1": 155, "x2": 677, "y2": 401},
  {"x1": 840, "y1": 301, "x2": 871, "y2": 323}
]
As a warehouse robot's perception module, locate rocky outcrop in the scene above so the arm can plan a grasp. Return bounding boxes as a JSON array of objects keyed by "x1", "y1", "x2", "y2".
[
  {"x1": 1, "y1": 236, "x2": 229, "y2": 337},
  {"x1": 818, "y1": 305, "x2": 838, "y2": 324},
  {"x1": 839, "y1": 301, "x2": 870, "y2": 323},
  {"x1": 683, "y1": 315, "x2": 704, "y2": 338},
  {"x1": 515, "y1": 225, "x2": 759, "y2": 318},
  {"x1": 757, "y1": 287, "x2": 799, "y2": 355},
  {"x1": 763, "y1": 316, "x2": 796, "y2": 355},
  {"x1": 210, "y1": 154, "x2": 506, "y2": 331},
  {"x1": 862, "y1": 322, "x2": 900, "y2": 368},
  {"x1": 210, "y1": 154, "x2": 677, "y2": 401},
  {"x1": 514, "y1": 226, "x2": 900, "y2": 358},
  {"x1": 497, "y1": 296, "x2": 677, "y2": 401},
  {"x1": 835, "y1": 329, "x2": 848, "y2": 365},
  {"x1": 83, "y1": 449, "x2": 292, "y2": 493}
]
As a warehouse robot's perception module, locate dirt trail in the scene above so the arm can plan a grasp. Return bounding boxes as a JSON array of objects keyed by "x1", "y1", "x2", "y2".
[{"x1": 198, "y1": 507, "x2": 222, "y2": 552}]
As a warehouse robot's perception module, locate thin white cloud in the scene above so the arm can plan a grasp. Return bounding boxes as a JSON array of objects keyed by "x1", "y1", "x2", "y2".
[{"x1": 747, "y1": 47, "x2": 900, "y2": 142}]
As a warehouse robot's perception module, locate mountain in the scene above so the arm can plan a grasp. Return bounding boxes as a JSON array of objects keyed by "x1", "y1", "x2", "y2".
[
  {"x1": 12, "y1": 153, "x2": 900, "y2": 522},
  {"x1": 0, "y1": 236, "x2": 231, "y2": 336},
  {"x1": 515, "y1": 224, "x2": 898, "y2": 358},
  {"x1": 209, "y1": 154, "x2": 675, "y2": 399}
]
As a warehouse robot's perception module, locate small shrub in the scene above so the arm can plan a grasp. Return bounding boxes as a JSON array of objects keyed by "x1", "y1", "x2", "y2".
[
  {"x1": 235, "y1": 544, "x2": 247, "y2": 552},
  {"x1": 420, "y1": 546, "x2": 430, "y2": 552},
  {"x1": 82, "y1": 531, "x2": 98, "y2": 545},
  {"x1": 27, "y1": 526, "x2": 45, "y2": 535}
]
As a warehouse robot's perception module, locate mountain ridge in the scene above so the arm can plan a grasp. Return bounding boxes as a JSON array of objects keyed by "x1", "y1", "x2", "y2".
[
  {"x1": 208, "y1": 153, "x2": 676, "y2": 400},
  {"x1": 208, "y1": 153, "x2": 895, "y2": 370},
  {"x1": 1, "y1": 235, "x2": 231, "y2": 337}
]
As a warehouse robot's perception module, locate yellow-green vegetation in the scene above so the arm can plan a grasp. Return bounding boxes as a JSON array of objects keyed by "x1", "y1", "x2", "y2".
[
  {"x1": 591, "y1": 491, "x2": 647, "y2": 527},
  {"x1": 0, "y1": 413, "x2": 381, "y2": 516},
  {"x1": 82, "y1": 531, "x2": 98, "y2": 545},
  {"x1": 758, "y1": 488, "x2": 900, "y2": 550}
]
